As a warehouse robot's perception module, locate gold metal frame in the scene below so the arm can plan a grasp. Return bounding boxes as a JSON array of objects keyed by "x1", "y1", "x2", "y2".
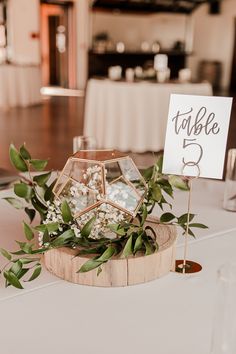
[{"x1": 52, "y1": 151, "x2": 147, "y2": 220}]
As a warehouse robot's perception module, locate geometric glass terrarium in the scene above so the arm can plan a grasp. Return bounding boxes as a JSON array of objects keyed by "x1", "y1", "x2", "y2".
[{"x1": 53, "y1": 150, "x2": 147, "y2": 239}]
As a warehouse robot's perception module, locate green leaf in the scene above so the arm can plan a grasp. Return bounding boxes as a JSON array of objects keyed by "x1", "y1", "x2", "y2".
[
  {"x1": 51, "y1": 229, "x2": 75, "y2": 247},
  {"x1": 10, "y1": 260, "x2": 22, "y2": 276},
  {"x1": 97, "y1": 245, "x2": 116, "y2": 262},
  {"x1": 145, "y1": 226, "x2": 157, "y2": 238},
  {"x1": 43, "y1": 228, "x2": 50, "y2": 243},
  {"x1": 11, "y1": 250, "x2": 26, "y2": 256},
  {"x1": 78, "y1": 258, "x2": 104, "y2": 273},
  {"x1": 168, "y1": 175, "x2": 189, "y2": 191},
  {"x1": 19, "y1": 144, "x2": 31, "y2": 160},
  {"x1": 4, "y1": 271, "x2": 23, "y2": 289},
  {"x1": 17, "y1": 257, "x2": 40, "y2": 265},
  {"x1": 142, "y1": 166, "x2": 153, "y2": 181},
  {"x1": 15, "y1": 241, "x2": 33, "y2": 254},
  {"x1": 97, "y1": 266, "x2": 103, "y2": 276},
  {"x1": 141, "y1": 205, "x2": 148, "y2": 226},
  {"x1": 155, "y1": 155, "x2": 163, "y2": 173},
  {"x1": 23, "y1": 222, "x2": 34, "y2": 241},
  {"x1": 35, "y1": 222, "x2": 59, "y2": 234},
  {"x1": 14, "y1": 183, "x2": 34, "y2": 199},
  {"x1": 81, "y1": 216, "x2": 96, "y2": 238},
  {"x1": 143, "y1": 239, "x2": 153, "y2": 256},
  {"x1": 25, "y1": 265, "x2": 42, "y2": 282},
  {"x1": 61, "y1": 200, "x2": 73, "y2": 223},
  {"x1": 160, "y1": 212, "x2": 176, "y2": 223},
  {"x1": 0, "y1": 248, "x2": 12, "y2": 261},
  {"x1": 183, "y1": 227, "x2": 195, "y2": 237},
  {"x1": 33, "y1": 171, "x2": 51, "y2": 187},
  {"x1": 189, "y1": 223, "x2": 208, "y2": 229},
  {"x1": 9, "y1": 144, "x2": 28, "y2": 172},
  {"x1": 31, "y1": 196, "x2": 48, "y2": 217},
  {"x1": 34, "y1": 224, "x2": 47, "y2": 232},
  {"x1": 157, "y1": 178, "x2": 173, "y2": 198},
  {"x1": 30, "y1": 159, "x2": 48, "y2": 171},
  {"x1": 47, "y1": 222, "x2": 59, "y2": 233},
  {"x1": 17, "y1": 268, "x2": 29, "y2": 280},
  {"x1": 30, "y1": 248, "x2": 49, "y2": 255},
  {"x1": 122, "y1": 235, "x2": 133, "y2": 258},
  {"x1": 24, "y1": 207, "x2": 36, "y2": 223},
  {"x1": 77, "y1": 246, "x2": 105, "y2": 256},
  {"x1": 151, "y1": 184, "x2": 162, "y2": 202},
  {"x1": 108, "y1": 223, "x2": 126, "y2": 236},
  {"x1": 178, "y1": 213, "x2": 195, "y2": 225},
  {"x1": 44, "y1": 179, "x2": 57, "y2": 202},
  {"x1": 3, "y1": 197, "x2": 24, "y2": 209},
  {"x1": 77, "y1": 245, "x2": 117, "y2": 273},
  {"x1": 134, "y1": 234, "x2": 143, "y2": 253}
]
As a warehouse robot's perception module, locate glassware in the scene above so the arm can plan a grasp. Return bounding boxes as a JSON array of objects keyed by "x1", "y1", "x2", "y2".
[
  {"x1": 53, "y1": 150, "x2": 147, "y2": 238},
  {"x1": 210, "y1": 262, "x2": 236, "y2": 354},
  {"x1": 73, "y1": 136, "x2": 96, "y2": 154},
  {"x1": 223, "y1": 149, "x2": 236, "y2": 211}
]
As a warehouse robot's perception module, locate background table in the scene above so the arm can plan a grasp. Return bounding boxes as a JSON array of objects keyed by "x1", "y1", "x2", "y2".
[
  {"x1": 0, "y1": 64, "x2": 42, "y2": 109},
  {"x1": 0, "y1": 179, "x2": 235, "y2": 354},
  {"x1": 84, "y1": 79, "x2": 213, "y2": 152}
]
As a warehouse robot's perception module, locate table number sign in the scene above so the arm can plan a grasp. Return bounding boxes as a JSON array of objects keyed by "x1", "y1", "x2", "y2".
[
  {"x1": 163, "y1": 94, "x2": 233, "y2": 274},
  {"x1": 163, "y1": 94, "x2": 233, "y2": 179}
]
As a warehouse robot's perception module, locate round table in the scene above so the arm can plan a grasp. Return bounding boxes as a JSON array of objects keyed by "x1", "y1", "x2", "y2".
[{"x1": 84, "y1": 79, "x2": 213, "y2": 152}]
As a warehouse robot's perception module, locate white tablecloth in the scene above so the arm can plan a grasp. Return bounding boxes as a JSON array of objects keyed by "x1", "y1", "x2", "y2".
[
  {"x1": 0, "y1": 64, "x2": 42, "y2": 109},
  {"x1": 0, "y1": 179, "x2": 235, "y2": 354},
  {"x1": 84, "y1": 79, "x2": 213, "y2": 152}
]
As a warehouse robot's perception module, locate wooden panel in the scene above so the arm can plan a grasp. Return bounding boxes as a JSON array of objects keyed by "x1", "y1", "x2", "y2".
[{"x1": 44, "y1": 219, "x2": 177, "y2": 287}]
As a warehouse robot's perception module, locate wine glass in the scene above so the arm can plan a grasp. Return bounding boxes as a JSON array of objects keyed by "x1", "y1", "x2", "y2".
[{"x1": 73, "y1": 136, "x2": 97, "y2": 153}]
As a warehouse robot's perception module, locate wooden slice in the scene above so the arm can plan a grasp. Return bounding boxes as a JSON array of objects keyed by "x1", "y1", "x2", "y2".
[{"x1": 44, "y1": 217, "x2": 177, "y2": 287}]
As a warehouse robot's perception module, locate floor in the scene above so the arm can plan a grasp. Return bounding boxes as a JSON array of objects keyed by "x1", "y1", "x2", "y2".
[
  {"x1": 0, "y1": 96, "x2": 85, "y2": 172},
  {"x1": 0, "y1": 93, "x2": 235, "y2": 174}
]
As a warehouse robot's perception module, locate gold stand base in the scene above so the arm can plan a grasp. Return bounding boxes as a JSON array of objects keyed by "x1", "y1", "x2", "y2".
[{"x1": 175, "y1": 260, "x2": 202, "y2": 274}]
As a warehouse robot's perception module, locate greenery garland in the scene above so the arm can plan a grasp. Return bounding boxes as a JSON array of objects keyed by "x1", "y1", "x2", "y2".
[{"x1": 0, "y1": 144, "x2": 207, "y2": 289}]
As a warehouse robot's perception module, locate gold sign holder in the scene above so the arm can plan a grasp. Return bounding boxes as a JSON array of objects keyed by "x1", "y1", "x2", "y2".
[{"x1": 175, "y1": 164, "x2": 202, "y2": 274}]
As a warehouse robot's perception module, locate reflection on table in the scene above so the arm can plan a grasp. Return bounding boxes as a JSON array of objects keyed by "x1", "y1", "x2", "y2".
[
  {"x1": 0, "y1": 64, "x2": 42, "y2": 109},
  {"x1": 84, "y1": 79, "x2": 213, "y2": 152}
]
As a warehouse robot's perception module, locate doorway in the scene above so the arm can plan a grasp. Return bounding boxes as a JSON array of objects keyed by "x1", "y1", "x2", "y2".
[
  {"x1": 230, "y1": 18, "x2": 236, "y2": 92},
  {"x1": 40, "y1": 1, "x2": 76, "y2": 88}
]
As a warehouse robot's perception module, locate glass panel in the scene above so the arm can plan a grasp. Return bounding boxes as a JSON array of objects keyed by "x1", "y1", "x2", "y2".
[
  {"x1": 104, "y1": 161, "x2": 122, "y2": 182},
  {"x1": 76, "y1": 202, "x2": 128, "y2": 240},
  {"x1": 53, "y1": 175, "x2": 68, "y2": 195},
  {"x1": 62, "y1": 159, "x2": 104, "y2": 195},
  {"x1": 59, "y1": 179, "x2": 98, "y2": 215},
  {"x1": 106, "y1": 177, "x2": 139, "y2": 213},
  {"x1": 118, "y1": 157, "x2": 146, "y2": 196}
]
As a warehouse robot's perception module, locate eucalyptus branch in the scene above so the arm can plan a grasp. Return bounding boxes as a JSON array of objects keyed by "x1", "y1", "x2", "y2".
[{"x1": 0, "y1": 144, "x2": 208, "y2": 288}]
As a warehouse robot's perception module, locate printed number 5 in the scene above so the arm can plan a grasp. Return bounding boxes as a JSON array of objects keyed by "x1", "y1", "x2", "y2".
[{"x1": 182, "y1": 138, "x2": 203, "y2": 166}]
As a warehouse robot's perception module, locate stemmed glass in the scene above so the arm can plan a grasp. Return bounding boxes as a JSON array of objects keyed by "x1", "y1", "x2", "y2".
[
  {"x1": 73, "y1": 136, "x2": 97, "y2": 153},
  {"x1": 210, "y1": 262, "x2": 236, "y2": 354}
]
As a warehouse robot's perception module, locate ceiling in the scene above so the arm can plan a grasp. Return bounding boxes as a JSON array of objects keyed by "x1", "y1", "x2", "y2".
[{"x1": 92, "y1": 0, "x2": 221, "y2": 14}]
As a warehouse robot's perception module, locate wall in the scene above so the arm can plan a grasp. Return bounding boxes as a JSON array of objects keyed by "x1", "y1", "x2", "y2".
[
  {"x1": 189, "y1": 0, "x2": 236, "y2": 90},
  {"x1": 92, "y1": 0, "x2": 236, "y2": 90},
  {"x1": 8, "y1": 0, "x2": 40, "y2": 64},
  {"x1": 75, "y1": 0, "x2": 90, "y2": 90},
  {"x1": 91, "y1": 12, "x2": 188, "y2": 51},
  {"x1": 7, "y1": 0, "x2": 90, "y2": 89},
  {"x1": 7, "y1": 0, "x2": 236, "y2": 90}
]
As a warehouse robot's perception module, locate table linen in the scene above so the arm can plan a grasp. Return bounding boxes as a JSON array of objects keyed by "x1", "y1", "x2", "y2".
[
  {"x1": 84, "y1": 79, "x2": 213, "y2": 152},
  {"x1": 0, "y1": 179, "x2": 235, "y2": 354},
  {"x1": 0, "y1": 64, "x2": 42, "y2": 109}
]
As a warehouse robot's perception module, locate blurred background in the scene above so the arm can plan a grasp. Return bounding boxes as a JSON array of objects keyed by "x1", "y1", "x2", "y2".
[{"x1": 0, "y1": 0, "x2": 235, "y2": 172}]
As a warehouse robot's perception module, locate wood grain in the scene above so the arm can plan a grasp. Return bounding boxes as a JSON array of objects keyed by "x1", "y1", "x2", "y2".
[{"x1": 44, "y1": 218, "x2": 177, "y2": 287}]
